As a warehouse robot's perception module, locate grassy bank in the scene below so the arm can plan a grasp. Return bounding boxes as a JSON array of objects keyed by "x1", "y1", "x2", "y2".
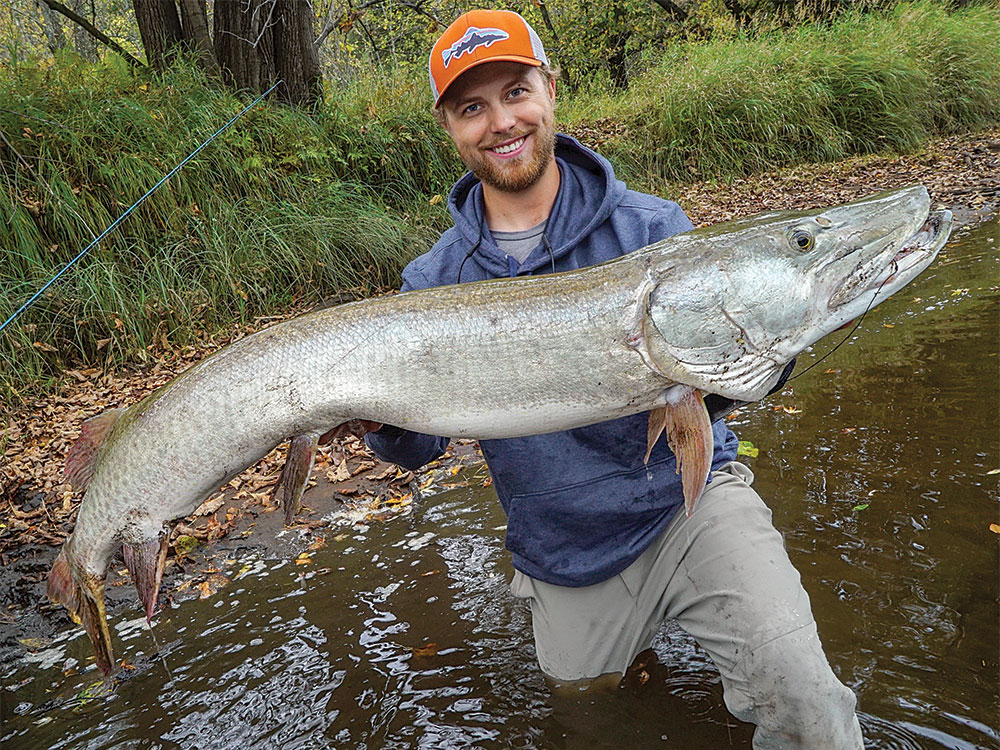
[
  {"x1": 563, "y1": 1, "x2": 1000, "y2": 181},
  {"x1": 0, "y1": 61, "x2": 460, "y2": 408},
  {"x1": 2, "y1": 1, "x2": 998, "y2": 410}
]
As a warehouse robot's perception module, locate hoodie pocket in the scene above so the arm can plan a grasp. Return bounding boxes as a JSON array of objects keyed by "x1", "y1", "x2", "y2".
[{"x1": 503, "y1": 457, "x2": 680, "y2": 585}]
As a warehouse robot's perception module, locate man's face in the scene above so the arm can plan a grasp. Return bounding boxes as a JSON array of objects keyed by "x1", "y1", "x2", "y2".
[{"x1": 439, "y1": 62, "x2": 557, "y2": 194}]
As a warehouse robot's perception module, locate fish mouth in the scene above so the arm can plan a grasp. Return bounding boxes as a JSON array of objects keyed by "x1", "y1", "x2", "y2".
[
  {"x1": 868, "y1": 209, "x2": 953, "y2": 291},
  {"x1": 829, "y1": 207, "x2": 952, "y2": 310}
]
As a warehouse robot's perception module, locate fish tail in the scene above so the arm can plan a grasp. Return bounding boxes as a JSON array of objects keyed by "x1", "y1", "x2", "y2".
[
  {"x1": 47, "y1": 546, "x2": 116, "y2": 675},
  {"x1": 47, "y1": 548, "x2": 80, "y2": 619}
]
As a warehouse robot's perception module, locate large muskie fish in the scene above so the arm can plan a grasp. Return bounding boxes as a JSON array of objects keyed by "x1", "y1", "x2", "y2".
[{"x1": 48, "y1": 186, "x2": 951, "y2": 675}]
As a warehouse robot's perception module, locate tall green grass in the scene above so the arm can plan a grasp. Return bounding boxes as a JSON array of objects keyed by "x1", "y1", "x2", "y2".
[
  {"x1": 567, "y1": 1, "x2": 1000, "y2": 181},
  {"x1": 2, "y1": 1, "x2": 998, "y2": 411},
  {"x1": 0, "y1": 58, "x2": 460, "y2": 410}
]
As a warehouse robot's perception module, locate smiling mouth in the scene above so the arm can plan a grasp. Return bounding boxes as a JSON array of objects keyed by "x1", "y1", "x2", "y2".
[{"x1": 488, "y1": 136, "x2": 526, "y2": 155}]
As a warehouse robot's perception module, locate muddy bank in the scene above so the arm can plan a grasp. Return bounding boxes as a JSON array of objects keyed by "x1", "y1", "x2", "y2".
[{"x1": 1, "y1": 126, "x2": 997, "y2": 675}]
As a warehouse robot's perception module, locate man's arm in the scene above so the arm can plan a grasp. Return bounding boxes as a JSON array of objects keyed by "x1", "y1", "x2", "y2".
[{"x1": 365, "y1": 425, "x2": 450, "y2": 471}]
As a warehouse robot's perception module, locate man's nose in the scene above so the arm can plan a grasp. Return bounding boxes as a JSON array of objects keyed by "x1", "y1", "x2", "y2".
[{"x1": 489, "y1": 104, "x2": 517, "y2": 133}]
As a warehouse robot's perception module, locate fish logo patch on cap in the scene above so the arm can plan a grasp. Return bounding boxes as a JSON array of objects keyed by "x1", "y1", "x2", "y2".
[{"x1": 442, "y1": 27, "x2": 510, "y2": 68}]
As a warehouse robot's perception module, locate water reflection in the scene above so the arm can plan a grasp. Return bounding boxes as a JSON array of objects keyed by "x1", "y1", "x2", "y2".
[{"x1": 1, "y1": 221, "x2": 996, "y2": 749}]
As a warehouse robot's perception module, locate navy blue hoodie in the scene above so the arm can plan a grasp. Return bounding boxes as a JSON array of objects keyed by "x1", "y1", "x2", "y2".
[{"x1": 367, "y1": 134, "x2": 738, "y2": 587}]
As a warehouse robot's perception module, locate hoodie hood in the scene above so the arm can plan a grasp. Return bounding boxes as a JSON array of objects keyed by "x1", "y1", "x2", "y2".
[{"x1": 447, "y1": 134, "x2": 628, "y2": 276}]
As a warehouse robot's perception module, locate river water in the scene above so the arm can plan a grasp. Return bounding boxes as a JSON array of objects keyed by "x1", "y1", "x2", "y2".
[{"x1": 2, "y1": 219, "x2": 997, "y2": 749}]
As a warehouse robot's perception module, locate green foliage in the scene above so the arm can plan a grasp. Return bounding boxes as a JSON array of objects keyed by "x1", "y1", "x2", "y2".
[
  {"x1": 0, "y1": 57, "x2": 458, "y2": 407},
  {"x1": 2, "y1": 1, "x2": 998, "y2": 408},
  {"x1": 587, "y1": 1, "x2": 1000, "y2": 181}
]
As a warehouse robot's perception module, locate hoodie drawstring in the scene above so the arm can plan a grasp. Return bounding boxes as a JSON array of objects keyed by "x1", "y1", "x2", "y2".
[{"x1": 458, "y1": 210, "x2": 557, "y2": 283}]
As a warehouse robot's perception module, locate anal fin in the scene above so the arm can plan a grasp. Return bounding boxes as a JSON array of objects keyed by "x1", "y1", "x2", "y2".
[
  {"x1": 123, "y1": 533, "x2": 169, "y2": 622},
  {"x1": 272, "y1": 434, "x2": 319, "y2": 525}
]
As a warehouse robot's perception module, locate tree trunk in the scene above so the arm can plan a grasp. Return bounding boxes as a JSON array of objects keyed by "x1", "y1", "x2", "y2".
[
  {"x1": 274, "y1": 0, "x2": 321, "y2": 106},
  {"x1": 215, "y1": 0, "x2": 277, "y2": 92},
  {"x1": 132, "y1": 0, "x2": 183, "y2": 70},
  {"x1": 177, "y1": 0, "x2": 220, "y2": 76},
  {"x1": 36, "y1": 0, "x2": 69, "y2": 53},
  {"x1": 214, "y1": 0, "x2": 321, "y2": 107},
  {"x1": 69, "y1": 0, "x2": 98, "y2": 59}
]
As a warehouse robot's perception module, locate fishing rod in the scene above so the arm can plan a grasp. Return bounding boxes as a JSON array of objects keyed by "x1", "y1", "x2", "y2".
[{"x1": 0, "y1": 79, "x2": 283, "y2": 338}]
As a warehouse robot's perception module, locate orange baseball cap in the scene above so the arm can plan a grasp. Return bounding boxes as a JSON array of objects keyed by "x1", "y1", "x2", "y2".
[{"x1": 429, "y1": 10, "x2": 548, "y2": 107}]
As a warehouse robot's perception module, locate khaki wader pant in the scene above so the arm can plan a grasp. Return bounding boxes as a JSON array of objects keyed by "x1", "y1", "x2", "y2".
[{"x1": 510, "y1": 461, "x2": 864, "y2": 750}]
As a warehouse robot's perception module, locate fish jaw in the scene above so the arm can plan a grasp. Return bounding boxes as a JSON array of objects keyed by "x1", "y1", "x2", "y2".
[{"x1": 48, "y1": 547, "x2": 116, "y2": 676}]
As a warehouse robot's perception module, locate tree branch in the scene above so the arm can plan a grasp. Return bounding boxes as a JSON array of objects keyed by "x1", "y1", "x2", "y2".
[
  {"x1": 37, "y1": 0, "x2": 147, "y2": 69},
  {"x1": 649, "y1": 0, "x2": 688, "y2": 21}
]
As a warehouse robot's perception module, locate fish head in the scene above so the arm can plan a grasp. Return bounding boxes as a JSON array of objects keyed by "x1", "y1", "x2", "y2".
[{"x1": 640, "y1": 185, "x2": 952, "y2": 401}]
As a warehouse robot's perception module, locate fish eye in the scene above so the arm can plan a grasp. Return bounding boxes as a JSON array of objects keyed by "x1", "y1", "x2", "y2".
[{"x1": 790, "y1": 229, "x2": 814, "y2": 252}]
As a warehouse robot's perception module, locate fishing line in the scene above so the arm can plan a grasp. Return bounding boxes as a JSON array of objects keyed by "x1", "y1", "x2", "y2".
[
  {"x1": 0, "y1": 80, "x2": 283, "y2": 337},
  {"x1": 146, "y1": 621, "x2": 174, "y2": 681},
  {"x1": 787, "y1": 259, "x2": 899, "y2": 382}
]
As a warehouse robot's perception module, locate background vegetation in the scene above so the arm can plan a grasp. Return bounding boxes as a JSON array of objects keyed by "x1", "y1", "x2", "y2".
[{"x1": 1, "y1": 0, "x2": 998, "y2": 410}]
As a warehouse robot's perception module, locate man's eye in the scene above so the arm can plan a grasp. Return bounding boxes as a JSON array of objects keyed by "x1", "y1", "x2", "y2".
[
  {"x1": 508, "y1": 87, "x2": 526, "y2": 99},
  {"x1": 463, "y1": 103, "x2": 481, "y2": 115}
]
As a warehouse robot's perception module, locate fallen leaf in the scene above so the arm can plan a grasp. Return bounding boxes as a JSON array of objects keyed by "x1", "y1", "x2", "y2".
[
  {"x1": 853, "y1": 503, "x2": 869, "y2": 511},
  {"x1": 990, "y1": 523, "x2": 1000, "y2": 534},
  {"x1": 194, "y1": 497, "x2": 225, "y2": 516},
  {"x1": 737, "y1": 440, "x2": 759, "y2": 458},
  {"x1": 411, "y1": 642, "x2": 439, "y2": 657},
  {"x1": 172, "y1": 534, "x2": 199, "y2": 557},
  {"x1": 326, "y1": 458, "x2": 352, "y2": 483}
]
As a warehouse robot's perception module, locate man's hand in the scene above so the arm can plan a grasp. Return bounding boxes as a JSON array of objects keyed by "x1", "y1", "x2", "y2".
[{"x1": 318, "y1": 420, "x2": 383, "y2": 445}]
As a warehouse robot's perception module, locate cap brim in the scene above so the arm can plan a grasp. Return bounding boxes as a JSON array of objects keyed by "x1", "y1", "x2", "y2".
[{"x1": 434, "y1": 56, "x2": 544, "y2": 108}]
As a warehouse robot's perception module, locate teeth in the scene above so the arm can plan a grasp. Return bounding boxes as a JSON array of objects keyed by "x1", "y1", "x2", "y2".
[{"x1": 492, "y1": 137, "x2": 525, "y2": 155}]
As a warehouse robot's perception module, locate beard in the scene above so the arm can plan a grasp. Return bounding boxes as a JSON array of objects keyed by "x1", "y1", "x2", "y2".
[{"x1": 458, "y1": 116, "x2": 557, "y2": 194}]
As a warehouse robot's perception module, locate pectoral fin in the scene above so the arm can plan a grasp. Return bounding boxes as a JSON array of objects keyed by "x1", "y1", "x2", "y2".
[
  {"x1": 645, "y1": 407, "x2": 668, "y2": 464},
  {"x1": 123, "y1": 533, "x2": 169, "y2": 622},
  {"x1": 272, "y1": 434, "x2": 319, "y2": 525},
  {"x1": 647, "y1": 390, "x2": 714, "y2": 517}
]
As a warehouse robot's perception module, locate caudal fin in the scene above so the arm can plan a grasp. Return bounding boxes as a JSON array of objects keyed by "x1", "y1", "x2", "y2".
[{"x1": 48, "y1": 547, "x2": 116, "y2": 675}]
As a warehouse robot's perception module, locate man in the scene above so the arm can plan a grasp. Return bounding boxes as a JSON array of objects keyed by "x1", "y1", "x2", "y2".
[{"x1": 357, "y1": 10, "x2": 864, "y2": 748}]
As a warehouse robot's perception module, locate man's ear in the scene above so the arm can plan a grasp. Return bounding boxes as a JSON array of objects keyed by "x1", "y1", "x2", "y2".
[
  {"x1": 435, "y1": 106, "x2": 454, "y2": 136},
  {"x1": 547, "y1": 75, "x2": 556, "y2": 102}
]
